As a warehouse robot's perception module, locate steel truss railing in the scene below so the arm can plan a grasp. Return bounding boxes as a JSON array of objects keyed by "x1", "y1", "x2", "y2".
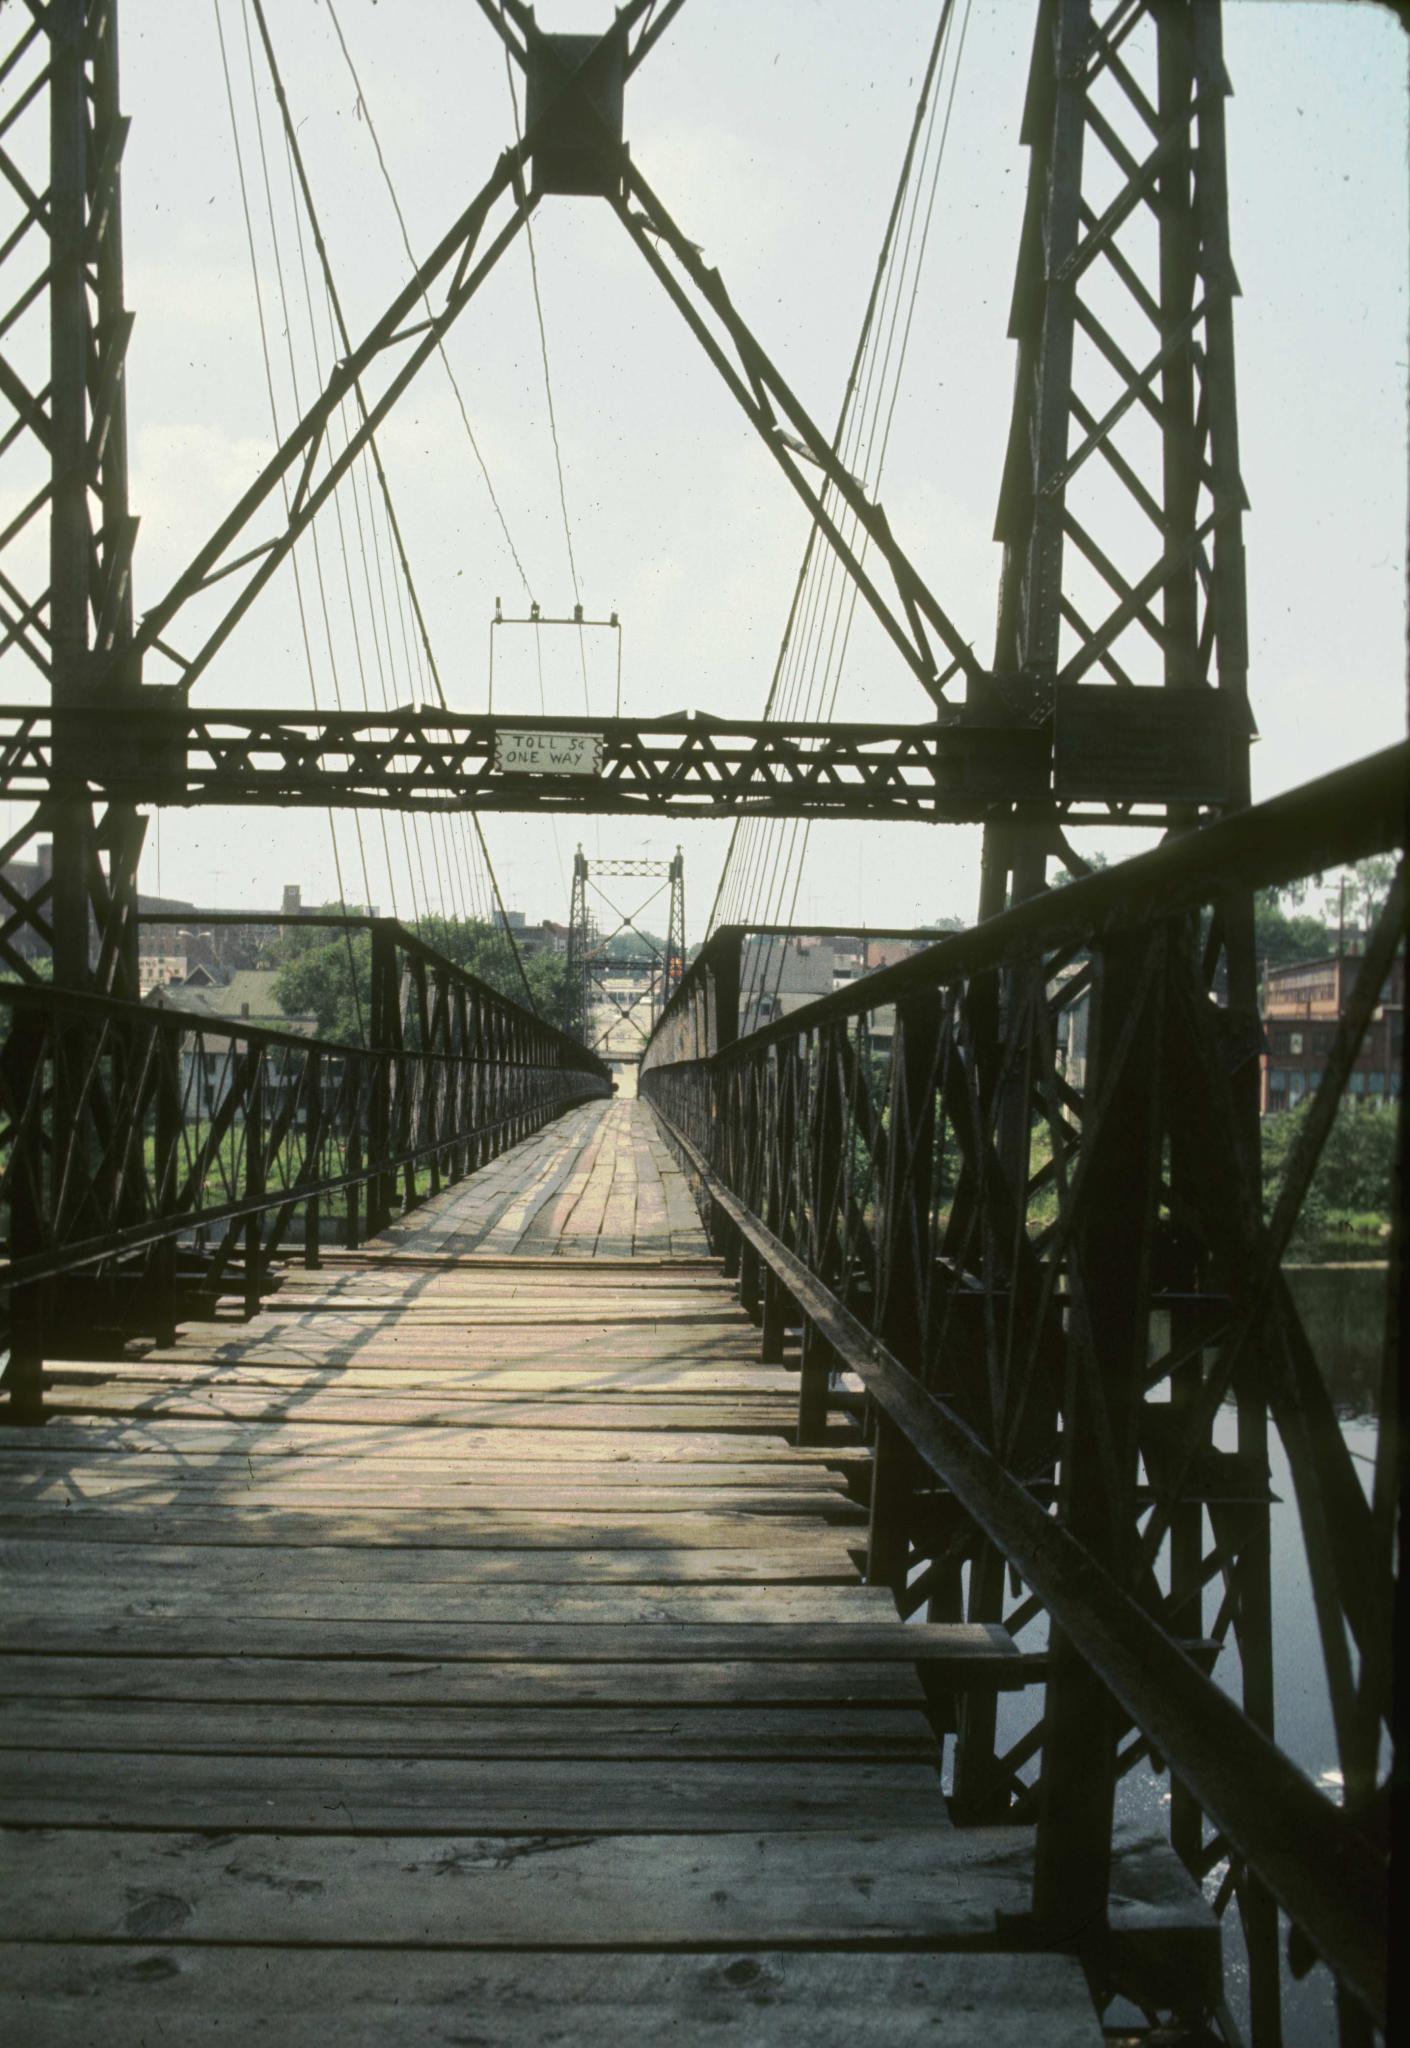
[
  {"x1": 641, "y1": 742, "x2": 1406, "y2": 2036},
  {"x1": 0, "y1": 921, "x2": 611, "y2": 1413}
]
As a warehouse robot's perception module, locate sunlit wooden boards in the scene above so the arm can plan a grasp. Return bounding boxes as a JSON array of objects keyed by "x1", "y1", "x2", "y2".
[
  {"x1": 370, "y1": 1098, "x2": 709, "y2": 1258},
  {"x1": 0, "y1": 1948, "x2": 1102, "y2": 2047},
  {"x1": 0, "y1": 1103, "x2": 1116, "y2": 2044}
]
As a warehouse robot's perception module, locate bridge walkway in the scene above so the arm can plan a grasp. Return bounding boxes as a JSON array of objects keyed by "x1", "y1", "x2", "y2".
[{"x1": 0, "y1": 1102, "x2": 1193, "y2": 2042}]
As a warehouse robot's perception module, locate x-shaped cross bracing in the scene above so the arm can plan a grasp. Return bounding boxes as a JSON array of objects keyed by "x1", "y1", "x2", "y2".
[{"x1": 130, "y1": 0, "x2": 980, "y2": 715}]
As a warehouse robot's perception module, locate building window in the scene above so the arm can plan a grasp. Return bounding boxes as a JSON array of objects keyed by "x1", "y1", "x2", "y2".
[
  {"x1": 1349, "y1": 1072, "x2": 1366, "y2": 1095},
  {"x1": 1308, "y1": 1070, "x2": 1323, "y2": 1090},
  {"x1": 1368, "y1": 1071, "x2": 1385, "y2": 1093},
  {"x1": 1268, "y1": 1069, "x2": 1287, "y2": 1092}
]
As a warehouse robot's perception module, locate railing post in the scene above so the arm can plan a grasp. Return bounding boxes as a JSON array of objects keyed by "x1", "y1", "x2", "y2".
[
  {"x1": 713, "y1": 929, "x2": 741, "y2": 1052},
  {"x1": 867, "y1": 1411, "x2": 916, "y2": 1595},
  {"x1": 1031, "y1": 925, "x2": 1163, "y2": 1938},
  {"x1": 794, "y1": 1022, "x2": 846, "y2": 1439},
  {"x1": 760, "y1": 1042, "x2": 797, "y2": 1362},
  {"x1": 449, "y1": 983, "x2": 469, "y2": 1185},
  {"x1": 3, "y1": 1011, "x2": 49, "y2": 1422},
  {"x1": 739, "y1": 1237, "x2": 762, "y2": 1324},
  {"x1": 303, "y1": 1047, "x2": 323, "y2": 1270},
  {"x1": 796, "y1": 1321, "x2": 835, "y2": 1446},
  {"x1": 150, "y1": 1019, "x2": 182, "y2": 1342},
  {"x1": 878, "y1": 992, "x2": 940, "y2": 1364},
  {"x1": 243, "y1": 1048, "x2": 264, "y2": 1319},
  {"x1": 368, "y1": 923, "x2": 396, "y2": 1234},
  {"x1": 346, "y1": 1114, "x2": 362, "y2": 1251}
]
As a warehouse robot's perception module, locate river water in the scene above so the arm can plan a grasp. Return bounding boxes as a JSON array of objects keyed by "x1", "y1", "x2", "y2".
[
  {"x1": 977, "y1": 1262, "x2": 1388, "y2": 2045},
  {"x1": 1204, "y1": 1263, "x2": 1386, "y2": 2047}
]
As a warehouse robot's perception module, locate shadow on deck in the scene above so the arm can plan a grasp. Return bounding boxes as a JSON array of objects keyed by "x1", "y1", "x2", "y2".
[{"x1": 0, "y1": 1101, "x2": 1213, "y2": 2044}]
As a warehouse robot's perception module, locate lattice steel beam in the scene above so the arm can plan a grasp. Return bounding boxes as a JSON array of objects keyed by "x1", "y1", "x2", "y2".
[
  {"x1": 0, "y1": 0, "x2": 143, "y2": 995},
  {"x1": 0, "y1": 698, "x2": 1243, "y2": 821}
]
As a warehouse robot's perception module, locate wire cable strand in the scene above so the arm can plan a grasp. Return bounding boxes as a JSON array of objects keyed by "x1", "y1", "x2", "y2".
[
  {"x1": 323, "y1": 0, "x2": 538, "y2": 612},
  {"x1": 214, "y1": 0, "x2": 368, "y2": 1038},
  {"x1": 709, "y1": 0, "x2": 968, "y2": 1034},
  {"x1": 255, "y1": 0, "x2": 541, "y2": 1011}
]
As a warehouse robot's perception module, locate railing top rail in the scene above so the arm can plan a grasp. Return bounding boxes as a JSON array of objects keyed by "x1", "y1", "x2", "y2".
[
  {"x1": 123, "y1": 913, "x2": 606, "y2": 1075},
  {"x1": 648, "y1": 740, "x2": 1408, "y2": 1067},
  {"x1": 0, "y1": 975, "x2": 610, "y2": 1076},
  {"x1": 720, "y1": 923, "x2": 951, "y2": 941}
]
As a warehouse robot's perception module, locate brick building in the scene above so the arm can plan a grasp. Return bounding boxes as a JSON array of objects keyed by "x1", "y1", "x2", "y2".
[{"x1": 1260, "y1": 951, "x2": 1404, "y2": 1114}]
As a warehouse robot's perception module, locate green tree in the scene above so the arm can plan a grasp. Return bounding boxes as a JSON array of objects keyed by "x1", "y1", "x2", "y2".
[
  {"x1": 1262, "y1": 1097, "x2": 1396, "y2": 1250},
  {"x1": 524, "y1": 946, "x2": 580, "y2": 1037},
  {"x1": 1049, "y1": 851, "x2": 1109, "y2": 888},
  {"x1": 1252, "y1": 887, "x2": 1334, "y2": 975},
  {"x1": 601, "y1": 926, "x2": 664, "y2": 965},
  {"x1": 270, "y1": 912, "x2": 580, "y2": 1045},
  {"x1": 1338, "y1": 855, "x2": 1397, "y2": 936},
  {"x1": 271, "y1": 926, "x2": 371, "y2": 1042}
]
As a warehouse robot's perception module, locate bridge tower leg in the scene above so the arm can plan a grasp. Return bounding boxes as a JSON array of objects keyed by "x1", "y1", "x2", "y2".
[
  {"x1": 2, "y1": 0, "x2": 147, "y2": 1412},
  {"x1": 662, "y1": 848, "x2": 686, "y2": 1019},
  {"x1": 564, "y1": 847, "x2": 592, "y2": 1042},
  {"x1": 975, "y1": 0, "x2": 1275, "y2": 2033},
  {"x1": 1, "y1": 0, "x2": 145, "y2": 997}
]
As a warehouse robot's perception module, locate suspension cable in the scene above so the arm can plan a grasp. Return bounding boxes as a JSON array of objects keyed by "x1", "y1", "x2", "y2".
[
  {"x1": 236, "y1": 0, "x2": 430, "y2": 941},
  {"x1": 708, "y1": 0, "x2": 969, "y2": 1033},
  {"x1": 766, "y1": 0, "x2": 973, "y2": 1010},
  {"x1": 323, "y1": 0, "x2": 537, "y2": 610},
  {"x1": 213, "y1": 0, "x2": 367, "y2": 1037},
  {"x1": 254, "y1": 0, "x2": 541, "y2": 1007}
]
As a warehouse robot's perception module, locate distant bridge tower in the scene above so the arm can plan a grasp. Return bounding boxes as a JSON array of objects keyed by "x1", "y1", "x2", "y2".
[{"x1": 564, "y1": 849, "x2": 686, "y2": 1062}]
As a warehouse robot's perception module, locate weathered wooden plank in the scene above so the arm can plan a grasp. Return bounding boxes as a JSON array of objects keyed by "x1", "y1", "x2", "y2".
[
  {"x1": 0, "y1": 1655, "x2": 928, "y2": 1708},
  {"x1": 0, "y1": 1820, "x2": 1212, "y2": 1992},
  {"x1": 161, "y1": 1334, "x2": 768, "y2": 1362},
  {"x1": 308, "y1": 1243, "x2": 724, "y2": 1261},
  {"x1": 0, "y1": 1946, "x2": 1102, "y2": 2046},
  {"x1": 0, "y1": 1509, "x2": 851, "y2": 1550},
  {"x1": 0, "y1": 1422, "x2": 859, "y2": 1462},
  {"x1": 0, "y1": 1826, "x2": 1021, "y2": 1946},
  {"x1": 0, "y1": 1699, "x2": 939, "y2": 1761},
  {"x1": 0, "y1": 1481, "x2": 860, "y2": 1518},
  {"x1": 37, "y1": 1389, "x2": 818, "y2": 1433},
  {"x1": 0, "y1": 1619, "x2": 1022, "y2": 1673},
  {"x1": 50, "y1": 1362, "x2": 792, "y2": 1394},
  {"x1": 0, "y1": 1750, "x2": 948, "y2": 1834},
  {"x1": 234, "y1": 1309, "x2": 744, "y2": 1327},
  {"x1": 0, "y1": 1543, "x2": 865, "y2": 1594},
  {"x1": 0, "y1": 1452, "x2": 856, "y2": 1487},
  {"x1": 3, "y1": 1584, "x2": 902, "y2": 1626}
]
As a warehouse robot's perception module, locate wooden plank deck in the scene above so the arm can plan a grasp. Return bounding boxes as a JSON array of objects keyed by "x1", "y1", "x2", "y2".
[
  {"x1": 0, "y1": 1099, "x2": 1194, "y2": 2041},
  {"x1": 374, "y1": 1097, "x2": 710, "y2": 1258}
]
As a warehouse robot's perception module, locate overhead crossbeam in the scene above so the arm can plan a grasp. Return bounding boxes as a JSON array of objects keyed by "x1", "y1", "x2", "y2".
[
  {"x1": 1, "y1": 702, "x2": 1064, "y2": 821},
  {"x1": 0, "y1": 689, "x2": 1235, "y2": 820}
]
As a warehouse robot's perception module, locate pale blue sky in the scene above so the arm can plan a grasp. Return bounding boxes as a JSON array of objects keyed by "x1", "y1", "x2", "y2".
[{"x1": 3, "y1": 0, "x2": 1405, "y2": 936}]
